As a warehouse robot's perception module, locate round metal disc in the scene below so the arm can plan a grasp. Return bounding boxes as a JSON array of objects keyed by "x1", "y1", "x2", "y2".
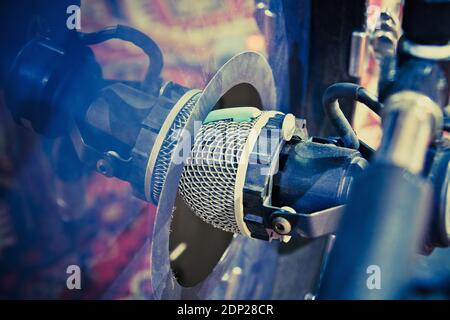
[{"x1": 150, "y1": 51, "x2": 278, "y2": 299}]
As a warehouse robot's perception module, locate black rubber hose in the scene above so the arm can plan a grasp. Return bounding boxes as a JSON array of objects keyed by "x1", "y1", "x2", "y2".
[
  {"x1": 322, "y1": 83, "x2": 383, "y2": 149},
  {"x1": 78, "y1": 24, "x2": 163, "y2": 91}
]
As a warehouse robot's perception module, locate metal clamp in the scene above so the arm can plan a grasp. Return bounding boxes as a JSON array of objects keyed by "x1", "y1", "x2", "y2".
[{"x1": 269, "y1": 205, "x2": 345, "y2": 239}]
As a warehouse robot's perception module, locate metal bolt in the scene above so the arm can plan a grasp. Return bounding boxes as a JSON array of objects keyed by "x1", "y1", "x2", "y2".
[
  {"x1": 272, "y1": 217, "x2": 292, "y2": 235},
  {"x1": 96, "y1": 159, "x2": 113, "y2": 177}
]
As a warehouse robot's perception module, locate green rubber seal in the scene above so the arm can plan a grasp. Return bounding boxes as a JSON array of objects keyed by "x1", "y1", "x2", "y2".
[{"x1": 203, "y1": 107, "x2": 262, "y2": 124}]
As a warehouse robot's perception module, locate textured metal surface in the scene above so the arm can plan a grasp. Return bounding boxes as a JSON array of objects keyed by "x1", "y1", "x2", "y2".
[
  {"x1": 129, "y1": 86, "x2": 190, "y2": 200},
  {"x1": 179, "y1": 117, "x2": 259, "y2": 234},
  {"x1": 150, "y1": 51, "x2": 278, "y2": 299},
  {"x1": 150, "y1": 92, "x2": 201, "y2": 204}
]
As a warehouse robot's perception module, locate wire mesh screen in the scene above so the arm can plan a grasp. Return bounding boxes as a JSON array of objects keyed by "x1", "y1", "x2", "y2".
[
  {"x1": 179, "y1": 117, "x2": 259, "y2": 233},
  {"x1": 150, "y1": 93, "x2": 201, "y2": 204}
]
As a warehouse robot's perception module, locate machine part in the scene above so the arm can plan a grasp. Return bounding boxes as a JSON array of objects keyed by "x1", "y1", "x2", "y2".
[
  {"x1": 5, "y1": 24, "x2": 171, "y2": 198},
  {"x1": 322, "y1": 83, "x2": 383, "y2": 149},
  {"x1": 0, "y1": 0, "x2": 82, "y2": 87},
  {"x1": 77, "y1": 81, "x2": 196, "y2": 201},
  {"x1": 203, "y1": 107, "x2": 262, "y2": 124},
  {"x1": 5, "y1": 37, "x2": 102, "y2": 137},
  {"x1": 242, "y1": 112, "x2": 298, "y2": 241},
  {"x1": 348, "y1": 31, "x2": 369, "y2": 78},
  {"x1": 389, "y1": 58, "x2": 448, "y2": 107},
  {"x1": 269, "y1": 206, "x2": 345, "y2": 239},
  {"x1": 179, "y1": 115, "x2": 260, "y2": 235},
  {"x1": 179, "y1": 110, "x2": 287, "y2": 236},
  {"x1": 281, "y1": 113, "x2": 296, "y2": 141},
  {"x1": 79, "y1": 25, "x2": 164, "y2": 92},
  {"x1": 152, "y1": 51, "x2": 278, "y2": 298},
  {"x1": 5, "y1": 46, "x2": 285, "y2": 296},
  {"x1": 143, "y1": 89, "x2": 201, "y2": 203},
  {"x1": 244, "y1": 138, "x2": 367, "y2": 240},
  {"x1": 439, "y1": 162, "x2": 450, "y2": 245},
  {"x1": 377, "y1": 91, "x2": 443, "y2": 174},
  {"x1": 272, "y1": 217, "x2": 291, "y2": 235},
  {"x1": 272, "y1": 141, "x2": 368, "y2": 214},
  {"x1": 426, "y1": 142, "x2": 450, "y2": 248},
  {"x1": 179, "y1": 107, "x2": 368, "y2": 241},
  {"x1": 370, "y1": 10, "x2": 400, "y2": 58},
  {"x1": 402, "y1": 40, "x2": 450, "y2": 61},
  {"x1": 180, "y1": 112, "x2": 262, "y2": 235},
  {"x1": 321, "y1": 66, "x2": 445, "y2": 298},
  {"x1": 320, "y1": 163, "x2": 434, "y2": 299},
  {"x1": 370, "y1": 10, "x2": 400, "y2": 101}
]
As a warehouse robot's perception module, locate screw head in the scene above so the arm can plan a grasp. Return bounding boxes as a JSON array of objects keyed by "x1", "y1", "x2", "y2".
[
  {"x1": 96, "y1": 159, "x2": 113, "y2": 177},
  {"x1": 272, "y1": 217, "x2": 292, "y2": 235}
]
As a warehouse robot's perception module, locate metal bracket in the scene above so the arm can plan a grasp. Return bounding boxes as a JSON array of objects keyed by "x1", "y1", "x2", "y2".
[{"x1": 269, "y1": 205, "x2": 345, "y2": 238}]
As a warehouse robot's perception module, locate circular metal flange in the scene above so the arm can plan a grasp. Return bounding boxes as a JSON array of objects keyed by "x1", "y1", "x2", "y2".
[
  {"x1": 144, "y1": 89, "x2": 202, "y2": 204},
  {"x1": 402, "y1": 39, "x2": 450, "y2": 61},
  {"x1": 150, "y1": 51, "x2": 278, "y2": 299}
]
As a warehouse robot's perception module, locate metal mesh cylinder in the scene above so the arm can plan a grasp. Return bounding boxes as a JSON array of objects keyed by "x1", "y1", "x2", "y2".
[{"x1": 179, "y1": 117, "x2": 260, "y2": 234}]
